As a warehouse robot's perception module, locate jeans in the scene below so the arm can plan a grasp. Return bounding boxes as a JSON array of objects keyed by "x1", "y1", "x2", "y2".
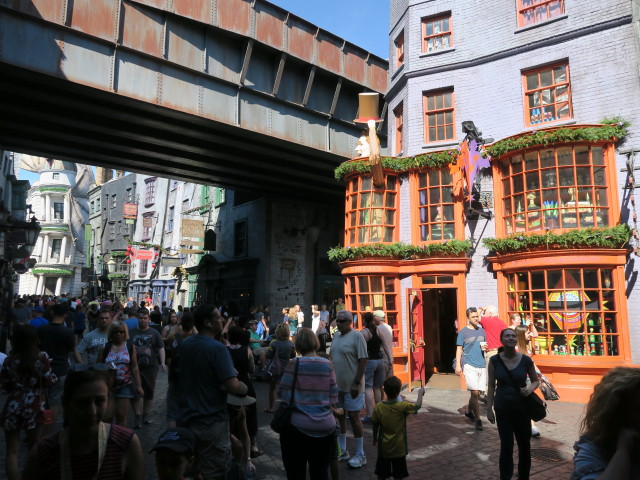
[
  {"x1": 495, "y1": 408, "x2": 531, "y2": 480},
  {"x1": 280, "y1": 424, "x2": 334, "y2": 480}
]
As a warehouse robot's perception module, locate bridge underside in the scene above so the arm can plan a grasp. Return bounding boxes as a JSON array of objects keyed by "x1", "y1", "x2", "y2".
[{"x1": 0, "y1": 64, "x2": 347, "y2": 199}]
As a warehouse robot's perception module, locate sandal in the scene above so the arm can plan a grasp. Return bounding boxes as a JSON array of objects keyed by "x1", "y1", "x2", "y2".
[{"x1": 250, "y1": 449, "x2": 264, "y2": 458}]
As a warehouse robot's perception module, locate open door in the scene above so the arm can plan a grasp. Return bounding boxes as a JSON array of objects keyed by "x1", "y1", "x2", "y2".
[{"x1": 407, "y1": 290, "x2": 425, "y2": 391}]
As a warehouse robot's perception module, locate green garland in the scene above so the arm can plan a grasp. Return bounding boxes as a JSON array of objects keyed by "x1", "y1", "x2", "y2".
[
  {"x1": 328, "y1": 240, "x2": 472, "y2": 262},
  {"x1": 483, "y1": 225, "x2": 631, "y2": 255},
  {"x1": 485, "y1": 119, "x2": 629, "y2": 159},
  {"x1": 32, "y1": 268, "x2": 74, "y2": 275},
  {"x1": 39, "y1": 186, "x2": 69, "y2": 193},
  {"x1": 107, "y1": 273, "x2": 129, "y2": 280},
  {"x1": 334, "y1": 150, "x2": 458, "y2": 181},
  {"x1": 110, "y1": 251, "x2": 127, "y2": 258},
  {"x1": 41, "y1": 226, "x2": 69, "y2": 232}
]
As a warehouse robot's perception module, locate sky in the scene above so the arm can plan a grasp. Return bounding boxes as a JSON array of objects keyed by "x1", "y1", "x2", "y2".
[{"x1": 268, "y1": 0, "x2": 390, "y2": 59}]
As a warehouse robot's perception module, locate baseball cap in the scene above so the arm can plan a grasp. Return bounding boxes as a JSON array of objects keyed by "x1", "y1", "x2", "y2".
[
  {"x1": 373, "y1": 310, "x2": 385, "y2": 319},
  {"x1": 149, "y1": 427, "x2": 195, "y2": 454}
]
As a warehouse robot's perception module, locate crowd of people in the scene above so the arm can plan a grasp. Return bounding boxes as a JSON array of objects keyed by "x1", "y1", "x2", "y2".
[{"x1": 1, "y1": 294, "x2": 638, "y2": 479}]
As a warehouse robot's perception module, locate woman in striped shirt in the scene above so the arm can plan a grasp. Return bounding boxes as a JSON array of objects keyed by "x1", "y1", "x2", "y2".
[{"x1": 277, "y1": 327, "x2": 339, "y2": 480}]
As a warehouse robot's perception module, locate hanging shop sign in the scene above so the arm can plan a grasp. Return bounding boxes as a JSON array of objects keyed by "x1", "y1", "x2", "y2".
[
  {"x1": 142, "y1": 216, "x2": 153, "y2": 227},
  {"x1": 181, "y1": 219, "x2": 204, "y2": 246},
  {"x1": 123, "y1": 203, "x2": 138, "y2": 219},
  {"x1": 131, "y1": 248, "x2": 155, "y2": 261},
  {"x1": 162, "y1": 257, "x2": 182, "y2": 267},
  {"x1": 181, "y1": 239, "x2": 204, "y2": 246},
  {"x1": 180, "y1": 249, "x2": 204, "y2": 254}
]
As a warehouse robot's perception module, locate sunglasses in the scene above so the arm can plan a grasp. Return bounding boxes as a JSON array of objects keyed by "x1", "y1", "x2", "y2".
[
  {"x1": 113, "y1": 330, "x2": 126, "y2": 334},
  {"x1": 70, "y1": 363, "x2": 112, "y2": 372}
]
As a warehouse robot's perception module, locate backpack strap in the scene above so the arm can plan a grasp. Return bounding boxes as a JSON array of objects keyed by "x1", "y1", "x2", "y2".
[{"x1": 102, "y1": 341, "x2": 112, "y2": 362}]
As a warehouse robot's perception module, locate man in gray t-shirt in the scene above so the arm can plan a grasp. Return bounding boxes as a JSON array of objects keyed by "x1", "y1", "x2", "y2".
[
  {"x1": 75, "y1": 310, "x2": 112, "y2": 364},
  {"x1": 330, "y1": 310, "x2": 368, "y2": 469}
]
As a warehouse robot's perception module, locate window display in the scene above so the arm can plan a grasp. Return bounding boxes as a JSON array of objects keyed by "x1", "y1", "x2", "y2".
[
  {"x1": 416, "y1": 169, "x2": 456, "y2": 241},
  {"x1": 345, "y1": 175, "x2": 398, "y2": 245},
  {"x1": 501, "y1": 145, "x2": 610, "y2": 233},
  {"x1": 346, "y1": 275, "x2": 400, "y2": 346},
  {"x1": 506, "y1": 268, "x2": 618, "y2": 357}
]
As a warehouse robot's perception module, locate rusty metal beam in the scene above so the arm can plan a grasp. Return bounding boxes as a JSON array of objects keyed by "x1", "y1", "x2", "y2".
[{"x1": 272, "y1": 52, "x2": 287, "y2": 96}]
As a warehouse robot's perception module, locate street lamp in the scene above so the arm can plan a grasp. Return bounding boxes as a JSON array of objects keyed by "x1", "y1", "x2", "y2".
[
  {"x1": 23, "y1": 217, "x2": 41, "y2": 251},
  {"x1": 106, "y1": 257, "x2": 116, "y2": 274}
]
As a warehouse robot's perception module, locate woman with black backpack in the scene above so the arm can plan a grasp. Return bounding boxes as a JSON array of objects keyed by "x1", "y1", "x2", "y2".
[{"x1": 97, "y1": 322, "x2": 144, "y2": 427}]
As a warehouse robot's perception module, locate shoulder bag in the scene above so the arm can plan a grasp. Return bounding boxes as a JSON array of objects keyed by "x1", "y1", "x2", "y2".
[
  {"x1": 271, "y1": 358, "x2": 299, "y2": 434},
  {"x1": 537, "y1": 370, "x2": 560, "y2": 401},
  {"x1": 265, "y1": 346, "x2": 282, "y2": 378},
  {"x1": 496, "y1": 354, "x2": 547, "y2": 422}
]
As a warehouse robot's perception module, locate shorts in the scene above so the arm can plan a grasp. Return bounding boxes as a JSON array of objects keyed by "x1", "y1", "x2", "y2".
[
  {"x1": 185, "y1": 419, "x2": 230, "y2": 479},
  {"x1": 338, "y1": 391, "x2": 365, "y2": 413},
  {"x1": 252, "y1": 347, "x2": 268, "y2": 358},
  {"x1": 48, "y1": 375, "x2": 66, "y2": 407},
  {"x1": 463, "y1": 364, "x2": 487, "y2": 391},
  {"x1": 375, "y1": 455, "x2": 409, "y2": 479},
  {"x1": 364, "y1": 358, "x2": 385, "y2": 389},
  {"x1": 138, "y1": 366, "x2": 158, "y2": 400},
  {"x1": 114, "y1": 383, "x2": 135, "y2": 399}
]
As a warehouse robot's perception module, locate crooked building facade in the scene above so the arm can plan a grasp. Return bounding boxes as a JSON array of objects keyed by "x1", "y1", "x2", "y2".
[{"x1": 336, "y1": 0, "x2": 640, "y2": 402}]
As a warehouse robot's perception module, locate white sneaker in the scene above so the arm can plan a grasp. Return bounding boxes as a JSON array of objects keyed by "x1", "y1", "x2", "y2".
[
  {"x1": 347, "y1": 454, "x2": 367, "y2": 469},
  {"x1": 531, "y1": 426, "x2": 541, "y2": 438},
  {"x1": 337, "y1": 450, "x2": 350, "y2": 462}
]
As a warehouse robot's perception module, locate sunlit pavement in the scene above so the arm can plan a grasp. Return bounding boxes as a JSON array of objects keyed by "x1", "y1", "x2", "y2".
[{"x1": 1, "y1": 372, "x2": 582, "y2": 479}]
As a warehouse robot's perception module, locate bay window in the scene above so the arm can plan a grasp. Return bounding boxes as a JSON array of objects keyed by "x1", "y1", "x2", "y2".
[
  {"x1": 500, "y1": 145, "x2": 612, "y2": 234},
  {"x1": 345, "y1": 175, "x2": 398, "y2": 245}
]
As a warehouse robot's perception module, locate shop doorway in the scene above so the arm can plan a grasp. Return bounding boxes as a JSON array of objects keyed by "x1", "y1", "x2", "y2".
[
  {"x1": 422, "y1": 288, "x2": 458, "y2": 373},
  {"x1": 409, "y1": 287, "x2": 459, "y2": 388}
]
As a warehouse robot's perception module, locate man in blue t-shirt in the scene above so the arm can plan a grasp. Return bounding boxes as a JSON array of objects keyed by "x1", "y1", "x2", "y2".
[
  {"x1": 455, "y1": 306, "x2": 487, "y2": 431},
  {"x1": 170, "y1": 306, "x2": 248, "y2": 480}
]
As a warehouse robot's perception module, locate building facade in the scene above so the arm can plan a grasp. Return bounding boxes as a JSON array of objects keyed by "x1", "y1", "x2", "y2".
[
  {"x1": 18, "y1": 159, "x2": 92, "y2": 297},
  {"x1": 0, "y1": 151, "x2": 35, "y2": 331},
  {"x1": 334, "y1": 0, "x2": 640, "y2": 402}
]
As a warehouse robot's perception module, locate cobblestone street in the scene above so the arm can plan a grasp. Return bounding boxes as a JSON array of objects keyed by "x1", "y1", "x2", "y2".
[{"x1": 1, "y1": 371, "x2": 583, "y2": 479}]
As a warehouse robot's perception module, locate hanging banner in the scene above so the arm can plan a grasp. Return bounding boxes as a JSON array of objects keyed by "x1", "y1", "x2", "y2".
[
  {"x1": 123, "y1": 203, "x2": 138, "y2": 219},
  {"x1": 131, "y1": 248, "x2": 155, "y2": 261}
]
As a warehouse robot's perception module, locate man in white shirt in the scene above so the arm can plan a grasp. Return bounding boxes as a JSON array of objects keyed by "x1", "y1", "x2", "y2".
[
  {"x1": 373, "y1": 310, "x2": 394, "y2": 378},
  {"x1": 295, "y1": 304, "x2": 304, "y2": 328}
]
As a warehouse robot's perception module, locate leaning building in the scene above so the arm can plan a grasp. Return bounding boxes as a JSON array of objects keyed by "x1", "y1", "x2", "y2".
[{"x1": 335, "y1": 0, "x2": 640, "y2": 402}]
